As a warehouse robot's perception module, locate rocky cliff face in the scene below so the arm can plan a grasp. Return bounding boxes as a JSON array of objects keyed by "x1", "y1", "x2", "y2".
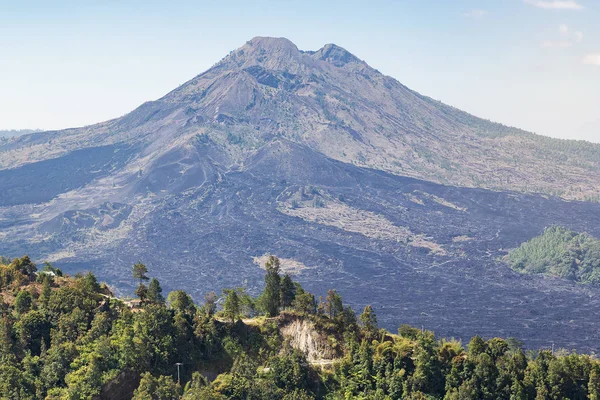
[
  {"x1": 2, "y1": 37, "x2": 600, "y2": 350},
  {"x1": 280, "y1": 317, "x2": 340, "y2": 363}
]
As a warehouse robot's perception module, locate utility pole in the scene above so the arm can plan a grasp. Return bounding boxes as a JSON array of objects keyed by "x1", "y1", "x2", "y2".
[{"x1": 175, "y1": 363, "x2": 183, "y2": 385}]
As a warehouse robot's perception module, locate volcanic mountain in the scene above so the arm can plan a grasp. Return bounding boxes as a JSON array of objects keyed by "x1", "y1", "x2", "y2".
[{"x1": 2, "y1": 37, "x2": 600, "y2": 350}]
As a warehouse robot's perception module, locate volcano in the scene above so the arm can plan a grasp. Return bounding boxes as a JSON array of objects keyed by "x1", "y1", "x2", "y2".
[{"x1": 2, "y1": 37, "x2": 600, "y2": 350}]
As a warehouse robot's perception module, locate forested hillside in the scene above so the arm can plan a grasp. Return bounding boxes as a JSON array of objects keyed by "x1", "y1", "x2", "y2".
[
  {"x1": 2, "y1": 255, "x2": 600, "y2": 399},
  {"x1": 505, "y1": 226, "x2": 600, "y2": 284}
]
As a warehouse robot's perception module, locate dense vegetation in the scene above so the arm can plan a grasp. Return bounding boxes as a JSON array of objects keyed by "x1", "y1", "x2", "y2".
[
  {"x1": 2, "y1": 255, "x2": 600, "y2": 399},
  {"x1": 506, "y1": 226, "x2": 600, "y2": 284}
]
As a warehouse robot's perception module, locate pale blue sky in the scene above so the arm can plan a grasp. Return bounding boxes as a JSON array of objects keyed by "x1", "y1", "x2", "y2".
[{"x1": 1, "y1": 0, "x2": 598, "y2": 141}]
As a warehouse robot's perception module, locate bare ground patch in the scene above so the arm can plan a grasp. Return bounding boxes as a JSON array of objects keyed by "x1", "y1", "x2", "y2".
[{"x1": 278, "y1": 194, "x2": 445, "y2": 254}]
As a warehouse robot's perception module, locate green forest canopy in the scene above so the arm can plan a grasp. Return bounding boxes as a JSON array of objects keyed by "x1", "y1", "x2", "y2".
[
  {"x1": 1, "y1": 255, "x2": 600, "y2": 399},
  {"x1": 505, "y1": 226, "x2": 600, "y2": 284}
]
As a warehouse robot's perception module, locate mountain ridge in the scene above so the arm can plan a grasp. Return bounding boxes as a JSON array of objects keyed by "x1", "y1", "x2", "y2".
[
  {"x1": 3, "y1": 37, "x2": 600, "y2": 200},
  {"x1": 2, "y1": 37, "x2": 600, "y2": 350}
]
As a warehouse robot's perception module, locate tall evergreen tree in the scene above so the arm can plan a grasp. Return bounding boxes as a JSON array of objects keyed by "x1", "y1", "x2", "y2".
[
  {"x1": 292, "y1": 292, "x2": 316, "y2": 315},
  {"x1": 262, "y1": 256, "x2": 281, "y2": 317},
  {"x1": 280, "y1": 274, "x2": 296, "y2": 309},
  {"x1": 40, "y1": 276, "x2": 52, "y2": 309},
  {"x1": 222, "y1": 289, "x2": 240, "y2": 323},
  {"x1": 167, "y1": 290, "x2": 195, "y2": 315},
  {"x1": 324, "y1": 289, "x2": 343, "y2": 319},
  {"x1": 14, "y1": 290, "x2": 32, "y2": 314},
  {"x1": 147, "y1": 278, "x2": 164, "y2": 304},
  {"x1": 359, "y1": 305, "x2": 378, "y2": 339}
]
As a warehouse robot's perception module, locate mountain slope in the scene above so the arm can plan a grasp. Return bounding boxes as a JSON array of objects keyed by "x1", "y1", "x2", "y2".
[
  {"x1": 2, "y1": 37, "x2": 600, "y2": 350},
  {"x1": 4, "y1": 37, "x2": 599, "y2": 199}
]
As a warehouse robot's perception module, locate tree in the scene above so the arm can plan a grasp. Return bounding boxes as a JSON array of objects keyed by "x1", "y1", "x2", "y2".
[
  {"x1": 11, "y1": 256, "x2": 37, "y2": 280},
  {"x1": 409, "y1": 331, "x2": 444, "y2": 396},
  {"x1": 40, "y1": 276, "x2": 52, "y2": 309},
  {"x1": 183, "y1": 386, "x2": 226, "y2": 399},
  {"x1": 468, "y1": 335, "x2": 487, "y2": 358},
  {"x1": 222, "y1": 289, "x2": 240, "y2": 323},
  {"x1": 280, "y1": 274, "x2": 296, "y2": 309},
  {"x1": 14, "y1": 290, "x2": 32, "y2": 314},
  {"x1": 133, "y1": 304, "x2": 176, "y2": 373},
  {"x1": 0, "y1": 315, "x2": 14, "y2": 362},
  {"x1": 135, "y1": 283, "x2": 148, "y2": 303},
  {"x1": 132, "y1": 262, "x2": 149, "y2": 285},
  {"x1": 324, "y1": 289, "x2": 343, "y2": 319},
  {"x1": 359, "y1": 305, "x2": 378, "y2": 339},
  {"x1": 204, "y1": 291, "x2": 217, "y2": 317},
  {"x1": 237, "y1": 288, "x2": 255, "y2": 318},
  {"x1": 340, "y1": 306, "x2": 358, "y2": 333},
  {"x1": 147, "y1": 278, "x2": 164, "y2": 304},
  {"x1": 590, "y1": 365, "x2": 600, "y2": 400},
  {"x1": 268, "y1": 349, "x2": 313, "y2": 393},
  {"x1": 262, "y1": 256, "x2": 281, "y2": 317},
  {"x1": 168, "y1": 290, "x2": 195, "y2": 315},
  {"x1": 82, "y1": 272, "x2": 100, "y2": 293},
  {"x1": 282, "y1": 389, "x2": 315, "y2": 400},
  {"x1": 16, "y1": 310, "x2": 50, "y2": 355},
  {"x1": 473, "y1": 352, "x2": 499, "y2": 400},
  {"x1": 43, "y1": 261, "x2": 63, "y2": 276},
  {"x1": 292, "y1": 292, "x2": 316, "y2": 315},
  {"x1": 133, "y1": 372, "x2": 180, "y2": 400}
]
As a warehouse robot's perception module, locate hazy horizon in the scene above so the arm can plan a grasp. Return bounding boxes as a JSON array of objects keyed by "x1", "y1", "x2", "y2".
[{"x1": 1, "y1": 0, "x2": 598, "y2": 142}]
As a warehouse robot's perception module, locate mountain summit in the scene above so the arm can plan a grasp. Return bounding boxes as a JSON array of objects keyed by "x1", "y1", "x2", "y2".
[
  {"x1": 2, "y1": 37, "x2": 600, "y2": 350},
  {"x1": 4, "y1": 37, "x2": 600, "y2": 200}
]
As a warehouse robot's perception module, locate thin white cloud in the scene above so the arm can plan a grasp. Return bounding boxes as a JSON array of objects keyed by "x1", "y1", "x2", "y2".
[
  {"x1": 464, "y1": 9, "x2": 488, "y2": 18},
  {"x1": 582, "y1": 54, "x2": 600, "y2": 66},
  {"x1": 542, "y1": 40, "x2": 572, "y2": 48},
  {"x1": 559, "y1": 24, "x2": 569, "y2": 34},
  {"x1": 524, "y1": 0, "x2": 584, "y2": 10},
  {"x1": 542, "y1": 24, "x2": 584, "y2": 48}
]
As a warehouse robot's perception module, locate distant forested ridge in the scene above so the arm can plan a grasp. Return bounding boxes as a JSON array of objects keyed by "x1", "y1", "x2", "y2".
[
  {"x1": 0, "y1": 129, "x2": 42, "y2": 138},
  {"x1": 1, "y1": 255, "x2": 600, "y2": 399},
  {"x1": 505, "y1": 226, "x2": 600, "y2": 284}
]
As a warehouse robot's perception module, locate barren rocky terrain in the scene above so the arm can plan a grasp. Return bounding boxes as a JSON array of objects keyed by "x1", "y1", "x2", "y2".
[{"x1": 2, "y1": 37, "x2": 600, "y2": 351}]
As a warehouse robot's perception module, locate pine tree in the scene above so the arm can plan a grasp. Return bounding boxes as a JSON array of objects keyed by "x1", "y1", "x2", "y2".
[
  {"x1": 167, "y1": 290, "x2": 195, "y2": 315},
  {"x1": 262, "y1": 256, "x2": 281, "y2": 317},
  {"x1": 222, "y1": 289, "x2": 240, "y2": 323},
  {"x1": 324, "y1": 289, "x2": 343, "y2": 319},
  {"x1": 14, "y1": 290, "x2": 32, "y2": 314},
  {"x1": 135, "y1": 283, "x2": 148, "y2": 303},
  {"x1": 40, "y1": 278, "x2": 52, "y2": 309},
  {"x1": 280, "y1": 274, "x2": 296, "y2": 309},
  {"x1": 359, "y1": 305, "x2": 378, "y2": 339},
  {"x1": 147, "y1": 278, "x2": 164, "y2": 304},
  {"x1": 132, "y1": 262, "x2": 149, "y2": 285},
  {"x1": 468, "y1": 335, "x2": 487, "y2": 358},
  {"x1": 83, "y1": 272, "x2": 100, "y2": 293},
  {"x1": 292, "y1": 292, "x2": 316, "y2": 315}
]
